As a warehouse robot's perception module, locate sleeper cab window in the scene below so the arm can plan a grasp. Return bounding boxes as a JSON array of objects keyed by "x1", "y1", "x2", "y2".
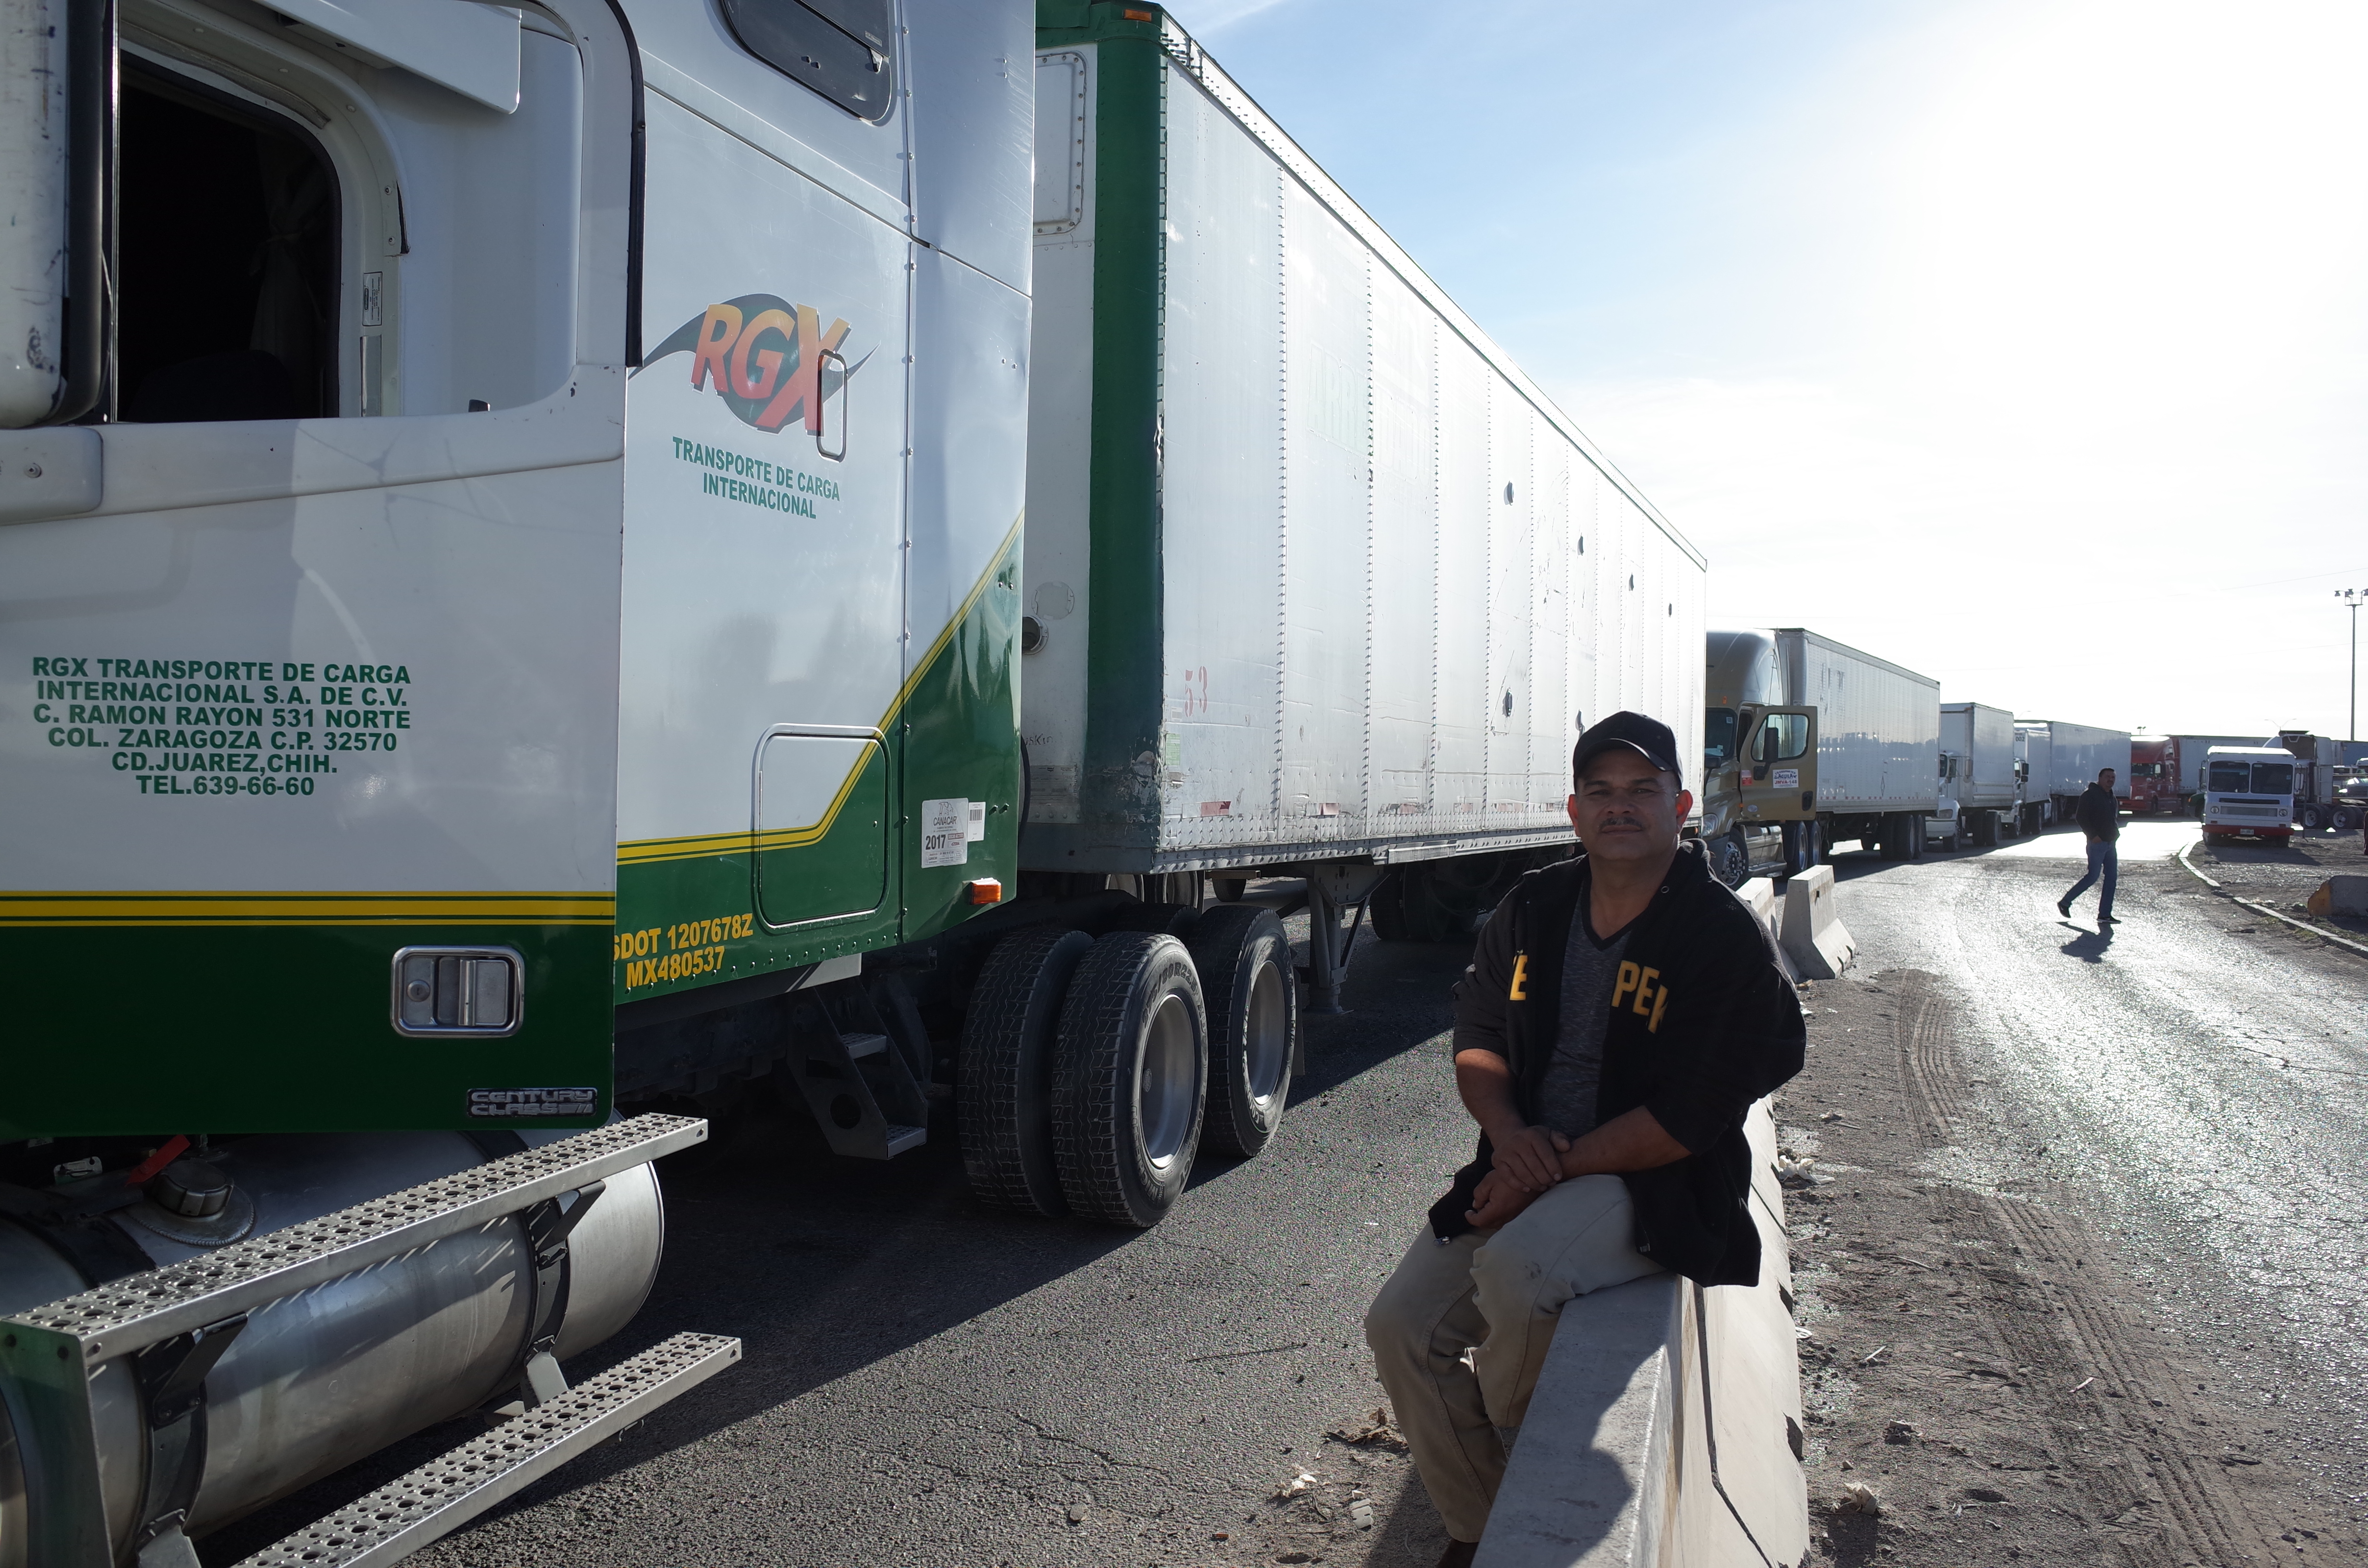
[
  {"x1": 118, "y1": 64, "x2": 339, "y2": 423},
  {"x1": 719, "y1": 0, "x2": 897, "y2": 122}
]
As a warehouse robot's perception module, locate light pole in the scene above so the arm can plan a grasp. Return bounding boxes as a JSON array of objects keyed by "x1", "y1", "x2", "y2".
[{"x1": 2341, "y1": 588, "x2": 2368, "y2": 743}]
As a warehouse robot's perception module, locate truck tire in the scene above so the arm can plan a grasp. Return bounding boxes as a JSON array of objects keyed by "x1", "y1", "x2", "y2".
[
  {"x1": 1189, "y1": 905, "x2": 1297, "y2": 1157},
  {"x1": 1782, "y1": 820, "x2": 1816, "y2": 876},
  {"x1": 1973, "y1": 811, "x2": 1999, "y2": 848},
  {"x1": 2300, "y1": 804, "x2": 2323, "y2": 830},
  {"x1": 1053, "y1": 932, "x2": 1209, "y2": 1226},
  {"x1": 1709, "y1": 830, "x2": 1750, "y2": 888},
  {"x1": 1214, "y1": 877, "x2": 1248, "y2": 903},
  {"x1": 1907, "y1": 813, "x2": 1927, "y2": 861},
  {"x1": 959, "y1": 928, "x2": 1094, "y2": 1216}
]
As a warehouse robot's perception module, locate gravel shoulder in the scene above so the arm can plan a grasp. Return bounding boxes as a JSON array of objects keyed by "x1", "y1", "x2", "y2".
[
  {"x1": 2189, "y1": 825, "x2": 2368, "y2": 943},
  {"x1": 1785, "y1": 842, "x2": 2368, "y2": 1567}
]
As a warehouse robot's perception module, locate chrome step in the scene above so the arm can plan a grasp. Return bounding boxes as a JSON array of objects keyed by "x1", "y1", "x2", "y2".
[
  {"x1": 235, "y1": 1333, "x2": 740, "y2": 1568},
  {"x1": 883, "y1": 1123, "x2": 927, "y2": 1156},
  {"x1": 0, "y1": 1116, "x2": 714, "y2": 1568}
]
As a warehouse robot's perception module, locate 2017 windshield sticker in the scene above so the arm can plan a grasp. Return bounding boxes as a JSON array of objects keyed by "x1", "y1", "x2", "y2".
[
  {"x1": 25, "y1": 655, "x2": 410, "y2": 797},
  {"x1": 640, "y1": 293, "x2": 869, "y2": 435}
]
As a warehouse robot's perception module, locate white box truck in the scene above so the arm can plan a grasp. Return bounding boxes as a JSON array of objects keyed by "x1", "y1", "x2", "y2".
[
  {"x1": 1929, "y1": 701, "x2": 2021, "y2": 848},
  {"x1": 1700, "y1": 628, "x2": 1940, "y2": 876},
  {"x1": 2017, "y1": 720, "x2": 2131, "y2": 825},
  {"x1": 1024, "y1": 11, "x2": 1706, "y2": 972}
]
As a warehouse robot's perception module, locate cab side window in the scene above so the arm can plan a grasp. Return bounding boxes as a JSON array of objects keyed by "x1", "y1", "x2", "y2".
[
  {"x1": 720, "y1": 0, "x2": 898, "y2": 122},
  {"x1": 117, "y1": 67, "x2": 337, "y2": 423}
]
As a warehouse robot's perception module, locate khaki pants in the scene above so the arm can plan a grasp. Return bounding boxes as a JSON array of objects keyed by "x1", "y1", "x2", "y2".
[{"x1": 1363, "y1": 1174, "x2": 1663, "y2": 1544}]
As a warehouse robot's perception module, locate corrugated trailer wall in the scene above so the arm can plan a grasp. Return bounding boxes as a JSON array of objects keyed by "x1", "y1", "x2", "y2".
[
  {"x1": 1969, "y1": 702, "x2": 2019, "y2": 809},
  {"x1": 1024, "y1": 9, "x2": 1704, "y2": 874},
  {"x1": 1777, "y1": 629, "x2": 1940, "y2": 814}
]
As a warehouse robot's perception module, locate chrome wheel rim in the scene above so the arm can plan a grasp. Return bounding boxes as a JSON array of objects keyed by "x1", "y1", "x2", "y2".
[
  {"x1": 1243, "y1": 957, "x2": 1289, "y2": 1105},
  {"x1": 1137, "y1": 992, "x2": 1197, "y2": 1168}
]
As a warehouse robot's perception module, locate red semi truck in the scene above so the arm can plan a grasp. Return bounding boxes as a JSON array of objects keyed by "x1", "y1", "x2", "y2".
[{"x1": 2129, "y1": 737, "x2": 2179, "y2": 813}]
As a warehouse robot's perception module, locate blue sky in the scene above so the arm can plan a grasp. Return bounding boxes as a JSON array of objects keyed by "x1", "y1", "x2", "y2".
[{"x1": 1163, "y1": 0, "x2": 2368, "y2": 740}]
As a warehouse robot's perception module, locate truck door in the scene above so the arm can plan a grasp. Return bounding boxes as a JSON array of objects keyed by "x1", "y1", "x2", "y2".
[
  {"x1": 1, "y1": 5, "x2": 635, "y2": 1135},
  {"x1": 612, "y1": 1, "x2": 914, "y2": 999},
  {"x1": 1740, "y1": 708, "x2": 1818, "y2": 821}
]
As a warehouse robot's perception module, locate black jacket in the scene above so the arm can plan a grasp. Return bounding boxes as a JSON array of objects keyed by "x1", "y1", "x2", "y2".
[
  {"x1": 1429, "y1": 841, "x2": 1805, "y2": 1286},
  {"x1": 2075, "y1": 783, "x2": 2120, "y2": 840}
]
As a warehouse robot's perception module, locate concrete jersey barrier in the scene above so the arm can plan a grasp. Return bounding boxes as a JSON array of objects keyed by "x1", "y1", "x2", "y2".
[
  {"x1": 1780, "y1": 865, "x2": 1855, "y2": 979},
  {"x1": 1477, "y1": 1100, "x2": 1806, "y2": 1568}
]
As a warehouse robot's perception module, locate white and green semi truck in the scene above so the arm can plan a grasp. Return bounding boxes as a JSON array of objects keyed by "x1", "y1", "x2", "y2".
[
  {"x1": 0, "y1": 0, "x2": 1035, "y2": 1561},
  {"x1": 0, "y1": 0, "x2": 1700, "y2": 1561}
]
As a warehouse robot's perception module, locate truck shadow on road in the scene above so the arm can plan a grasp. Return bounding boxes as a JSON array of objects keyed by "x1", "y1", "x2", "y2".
[{"x1": 202, "y1": 930, "x2": 1478, "y2": 1566}]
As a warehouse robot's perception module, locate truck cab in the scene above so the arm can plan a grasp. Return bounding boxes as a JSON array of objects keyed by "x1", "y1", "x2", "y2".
[
  {"x1": 1702, "y1": 629, "x2": 1819, "y2": 885},
  {"x1": 2203, "y1": 747, "x2": 2296, "y2": 844},
  {"x1": 2129, "y1": 737, "x2": 2176, "y2": 814}
]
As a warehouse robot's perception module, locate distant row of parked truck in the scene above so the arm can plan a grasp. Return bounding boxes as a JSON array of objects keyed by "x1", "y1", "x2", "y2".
[{"x1": 1697, "y1": 628, "x2": 2358, "y2": 877}]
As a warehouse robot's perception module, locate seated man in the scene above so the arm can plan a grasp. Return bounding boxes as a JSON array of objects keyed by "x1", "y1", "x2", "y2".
[{"x1": 1364, "y1": 711, "x2": 1805, "y2": 1566}]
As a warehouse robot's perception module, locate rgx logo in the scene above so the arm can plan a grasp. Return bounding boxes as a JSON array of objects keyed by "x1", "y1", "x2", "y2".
[{"x1": 644, "y1": 294, "x2": 866, "y2": 435}]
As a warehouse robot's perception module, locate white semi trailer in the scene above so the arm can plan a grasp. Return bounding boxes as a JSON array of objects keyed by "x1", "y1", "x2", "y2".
[
  {"x1": 1930, "y1": 700, "x2": 2021, "y2": 848},
  {"x1": 2016, "y1": 720, "x2": 2132, "y2": 827},
  {"x1": 1023, "y1": 10, "x2": 1707, "y2": 970}
]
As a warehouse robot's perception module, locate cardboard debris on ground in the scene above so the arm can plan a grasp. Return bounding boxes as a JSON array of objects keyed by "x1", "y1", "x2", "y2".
[{"x1": 1327, "y1": 1408, "x2": 1411, "y2": 1453}]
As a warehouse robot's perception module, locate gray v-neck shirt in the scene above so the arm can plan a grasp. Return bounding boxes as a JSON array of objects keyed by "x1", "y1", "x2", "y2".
[{"x1": 1535, "y1": 901, "x2": 1632, "y2": 1139}]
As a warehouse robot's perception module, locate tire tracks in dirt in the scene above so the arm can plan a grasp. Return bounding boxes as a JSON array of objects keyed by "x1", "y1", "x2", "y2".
[{"x1": 1889, "y1": 968, "x2": 2294, "y2": 1567}]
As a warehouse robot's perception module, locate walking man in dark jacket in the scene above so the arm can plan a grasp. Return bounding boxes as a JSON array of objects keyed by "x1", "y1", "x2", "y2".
[
  {"x1": 1362, "y1": 712, "x2": 1805, "y2": 1566},
  {"x1": 2058, "y1": 768, "x2": 2120, "y2": 925}
]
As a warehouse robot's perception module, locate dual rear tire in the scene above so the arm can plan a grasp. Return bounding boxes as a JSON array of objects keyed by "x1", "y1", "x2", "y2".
[
  {"x1": 1054, "y1": 933, "x2": 1209, "y2": 1226},
  {"x1": 958, "y1": 907, "x2": 1295, "y2": 1227}
]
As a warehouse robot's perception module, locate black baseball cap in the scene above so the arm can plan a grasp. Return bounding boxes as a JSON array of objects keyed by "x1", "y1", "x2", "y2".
[{"x1": 1573, "y1": 711, "x2": 1684, "y2": 790}]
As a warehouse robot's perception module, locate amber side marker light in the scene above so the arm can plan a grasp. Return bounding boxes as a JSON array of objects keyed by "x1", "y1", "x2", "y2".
[
  {"x1": 1122, "y1": 7, "x2": 1155, "y2": 19},
  {"x1": 965, "y1": 879, "x2": 1004, "y2": 905}
]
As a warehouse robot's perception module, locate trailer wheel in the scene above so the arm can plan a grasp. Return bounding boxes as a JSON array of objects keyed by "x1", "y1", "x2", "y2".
[
  {"x1": 958, "y1": 927, "x2": 1094, "y2": 1216},
  {"x1": 1214, "y1": 877, "x2": 1248, "y2": 903},
  {"x1": 1907, "y1": 813, "x2": 1927, "y2": 861},
  {"x1": 1054, "y1": 932, "x2": 1209, "y2": 1226},
  {"x1": 1973, "y1": 811, "x2": 1999, "y2": 848},
  {"x1": 1188, "y1": 905, "x2": 1297, "y2": 1157}
]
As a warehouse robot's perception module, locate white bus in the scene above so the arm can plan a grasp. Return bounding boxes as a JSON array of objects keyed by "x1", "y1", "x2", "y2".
[{"x1": 2203, "y1": 746, "x2": 2296, "y2": 844}]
